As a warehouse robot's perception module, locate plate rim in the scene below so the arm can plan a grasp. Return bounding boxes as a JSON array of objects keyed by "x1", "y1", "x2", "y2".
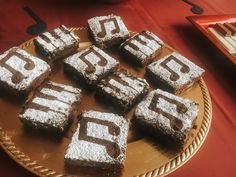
[{"x1": 0, "y1": 27, "x2": 212, "y2": 177}]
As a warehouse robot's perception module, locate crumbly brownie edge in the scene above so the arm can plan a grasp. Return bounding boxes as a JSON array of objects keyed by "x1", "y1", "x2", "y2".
[
  {"x1": 146, "y1": 67, "x2": 203, "y2": 95},
  {"x1": 87, "y1": 24, "x2": 105, "y2": 49},
  {"x1": 133, "y1": 113, "x2": 193, "y2": 146},
  {"x1": 34, "y1": 39, "x2": 79, "y2": 63},
  {"x1": 102, "y1": 35, "x2": 129, "y2": 49},
  {"x1": 146, "y1": 68, "x2": 176, "y2": 93},
  {"x1": 174, "y1": 76, "x2": 203, "y2": 95},
  {"x1": 19, "y1": 111, "x2": 73, "y2": 134},
  {"x1": 50, "y1": 44, "x2": 79, "y2": 63},
  {"x1": 0, "y1": 65, "x2": 51, "y2": 97},
  {"x1": 96, "y1": 78, "x2": 149, "y2": 113},
  {"x1": 65, "y1": 111, "x2": 128, "y2": 169},
  {"x1": 95, "y1": 85, "x2": 128, "y2": 113},
  {"x1": 19, "y1": 82, "x2": 81, "y2": 133},
  {"x1": 134, "y1": 91, "x2": 199, "y2": 146},
  {"x1": 65, "y1": 158, "x2": 124, "y2": 170},
  {"x1": 19, "y1": 95, "x2": 80, "y2": 134},
  {"x1": 34, "y1": 39, "x2": 53, "y2": 61},
  {"x1": 25, "y1": 66, "x2": 51, "y2": 93},
  {"x1": 120, "y1": 45, "x2": 162, "y2": 67}
]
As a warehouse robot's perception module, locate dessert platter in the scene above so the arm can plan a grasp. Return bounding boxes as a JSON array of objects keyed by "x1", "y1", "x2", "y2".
[
  {"x1": 0, "y1": 14, "x2": 212, "y2": 176},
  {"x1": 187, "y1": 14, "x2": 236, "y2": 66}
]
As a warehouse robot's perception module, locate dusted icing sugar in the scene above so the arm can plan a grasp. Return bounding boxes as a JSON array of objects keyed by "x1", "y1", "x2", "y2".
[
  {"x1": 135, "y1": 89, "x2": 198, "y2": 142},
  {"x1": 54, "y1": 26, "x2": 78, "y2": 45},
  {"x1": 65, "y1": 111, "x2": 129, "y2": 168},
  {"x1": 19, "y1": 81, "x2": 81, "y2": 132},
  {"x1": 34, "y1": 25, "x2": 80, "y2": 60},
  {"x1": 98, "y1": 70, "x2": 149, "y2": 107},
  {"x1": 64, "y1": 45, "x2": 119, "y2": 84},
  {"x1": 0, "y1": 47, "x2": 50, "y2": 92},
  {"x1": 88, "y1": 14, "x2": 129, "y2": 48},
  {"x1": 121, "y1": 31, "x2": 164, "y2": 65},
  {"x1": 147, "y1": 52, "x2": 205, "y2": 91}
]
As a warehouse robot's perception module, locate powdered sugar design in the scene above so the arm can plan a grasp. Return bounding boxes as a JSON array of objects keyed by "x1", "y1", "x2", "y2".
[
  {"x1": 64, "y1": 45, "x2": 118, "y2": 81},
  {"x1": 100, "y1": 72, "x2": 148, "y2": 104},
  {"x1": 35, "y1": 25, "x2": 79, "y2": 55},
  {"x1": 135, "y1": 89, "x2": 198, "y2": 134},
  {"x1": 0, "y1": 47, "x2": 50, "y2": 91},
  {"x1": 88, "y1": 15, "x2": 129, "y2": 44},
  {"x1": 19, "y1": 81, "x2": 81, "y2": 130},
  {"x1": 145, "y1": 31, "x2": 164, "y2": 46},
  {"x1": 123, "y1": 31, "x2": 163, "y2": 62},
  {"x1": 54, "y1": 26, "x2": 78, "y2": 46},
  {"x1": 65, "y1": 111, "x2": 129, "y2": 166},
  {"x1": 147, "y1": 52, "x2": 205, "y2": 89},
  {"x1": 43, "y1": 32, "x2": 65, "y2": 50}
]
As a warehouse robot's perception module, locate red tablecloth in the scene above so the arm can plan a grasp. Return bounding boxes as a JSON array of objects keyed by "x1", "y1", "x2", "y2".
[{"x1": 0, "y1": 0, "x2": 235, "y2": 176}]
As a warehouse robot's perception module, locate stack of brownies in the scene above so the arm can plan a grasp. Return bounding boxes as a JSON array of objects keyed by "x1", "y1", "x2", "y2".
[{"x1": 0, "y1": 14, "x2": 204, "y2": 170}]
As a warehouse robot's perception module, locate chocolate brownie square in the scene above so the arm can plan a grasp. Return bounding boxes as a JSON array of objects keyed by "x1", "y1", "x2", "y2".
[
  {"x1": 120, "y1": 30, "x2": 164, "y2": 66},
  {"x1": 96, "y1": 69, "x2": 149, "y2": 112},
  {"x1": 19, "y1": 81, "x2": 82, "y2": 133},
  {"x1": 34, "y1": 25, "x2": 80, "y2": 63},
  {"x1": 147, "y1": 52, "x2": 205, "y2": 94},
  {"x1": 134, "y1": 89, "x2": 199, "y2": 145},
  {"x1": 64, "y1": 45, "x2": 119, "y2": 87},
  {"x1": 0, "y1": 47, "x2": 51, "y2": 96},
  {"x1": 88, "y1": 14, "x2": 129, "y2": 49},
  {"x1": 65, "y1": 110, "x2": 129, "y2": 169}
]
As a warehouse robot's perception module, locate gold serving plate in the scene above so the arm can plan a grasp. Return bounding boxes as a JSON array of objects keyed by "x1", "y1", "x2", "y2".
[{"x1": 0, "y1": 27, "x2": 212, "y2": 177}]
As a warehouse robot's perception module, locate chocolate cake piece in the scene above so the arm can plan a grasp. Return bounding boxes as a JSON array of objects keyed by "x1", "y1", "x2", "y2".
[
  {"x1": 19, "y1": 81, "x2": 82, "y2": 133},
  {"x1": 34, "y1": 25, "x2": 80, "y2": 63},
  {"x1": 96, "y1": 69, "x2": 149, "y2": 112},
  {"x1": 120, "y1": 30, "x2": 164, "y2": 66},
  {"x1": 0, "y1": 47, "x2": 51, "y2": 96},
  {"x1": 88, "y1": 14, "x2": 129, "y2": 49},
  {"x1": 134, "y1": 89, "x2": 199, "y2": 145},
  {"x1": 65, "y1": 110, "x2": 129, "y2": 169},
  {"x1": 64, "y1": 45, "x2": 119, "y2": 87},
  {"x1": 147, "y1": 52, "x2": 205, "y2": 94}
]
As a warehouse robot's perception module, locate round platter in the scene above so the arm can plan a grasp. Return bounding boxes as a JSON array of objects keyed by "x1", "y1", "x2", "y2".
[{"x1": 0, "y1": 27, "x2": 212, "y2": 177}]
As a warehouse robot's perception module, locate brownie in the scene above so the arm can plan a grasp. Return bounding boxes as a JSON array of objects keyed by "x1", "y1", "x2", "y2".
[
  {"x1": 64, "y1": 45, "x2": 119, "y2": 87},
  {"x1": 88, "y1": 14, "x2": 129, "y2": 49},
  {"x1": 120, "y1": 30, "x2": 164, "y2": 66},
  {"x1": 34, "y1": 25, "x2": 80, "y2": 63},
  {"x1": 0, "y1": 47, "x2": 51, "y2": 96},
  {"x1": 65, "y1": 110, "x2": 129, "y2": 169},
  {"x1": 134, "y1": 89, "x2": 199, "y2": 145},
  {"x1": 19, "y1": 81, "x2": 82, "y2": 133},
  {"x1": 146, "y1": 52, "x2": 205, "y2": 94},
  {"x1": 96, "y1": 69, "x2": 149, "y2": 112}
]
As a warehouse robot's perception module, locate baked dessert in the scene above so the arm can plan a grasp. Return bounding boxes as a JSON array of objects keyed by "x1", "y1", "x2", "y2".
[
  {"x1": 19, "y1": 81, "x2": 81, "y2": 133},
  {"x1": 96, "y1": 69, "x2": 149, "y2": 112},
  {"x1": 120, "y1": 30, "x2": 164, "y2": 66},
  {"x1": 65, "y1": 110, "x2": 129, "y2": 169},
  {"x1": 64, "y1": 45, "x2": 119, "y2": 87},
  {"x1": 34, "y1": 25, "x2": 80, "y2": 63},
  {"x1": 0, "y1": 47, "x2": 51, "y2": 96},
  {"x1": 134, "y1": 89, "x2": 199, "y2": 145},
  {"x1": 146, "y1": 52, "x2": 205, "y2": 94},
  {"x1": 88, "y1": 14, "x2": 129, "y2": 49}
]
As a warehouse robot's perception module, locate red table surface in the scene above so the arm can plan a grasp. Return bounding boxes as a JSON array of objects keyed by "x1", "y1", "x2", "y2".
[{"x1": 0, "y1": 0, "x2": 235, "y2": 177}]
